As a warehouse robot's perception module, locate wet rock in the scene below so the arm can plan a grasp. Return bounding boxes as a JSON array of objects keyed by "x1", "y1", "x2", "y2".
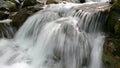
[
  {"x1": 0, "y1": 20, "x2": 15, "y2": 38},
  {"x1": 0, "y1": 1, "x2": 17, "y2": 11},
  {"x1": 0, "y1": 11, "x2": 9, "y2": 20},
  {"x1": 103, "y1": 36, "x2": 120, "y2": 68},
  {"x1": 103, "y1": 0, "x2": 120, "y2": 68},
  {"x1": 8, "y1": 12, "x2": 17, "y2": 20},
  {"x1": 80, "y1": 0, "x2": 85, "y2": 3},
  {"x1": 114, "y1": 19, "x2": 120, "y2": 35},
  {"x1": 0, "y1": 19, "x2": 12, "y2": 24},
  {"x1": 11, "y1": 8, "x2": 30, "y2": 28},
  {"x1": 46, "y1": 0, "x2": 58, "y2": 4},
  {"x1": 106, "y1": 0, "x2": 120, "y2": 35},
  {"x1": 109, "y1": 0, "x2": 116, "y2": 4},
  {"x1": 23, "y1": 0, "x2": 38, "y2": 7},
  {"x1": 46, "y1": 0, "x2": 80, "y2": 4},
  {"x1": 9, "y1": 0, "x2": 22, "y2": 8},
  {"x1": 12, "y1": 4, "x2": 43, "y2": 28}
]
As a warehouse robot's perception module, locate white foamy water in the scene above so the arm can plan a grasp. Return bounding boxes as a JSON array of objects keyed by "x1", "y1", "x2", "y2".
[
  {"x1": 86, "y1": 0, "x2": 110, "y2": 2},
  {"x1": 0, "y1": 1, "x2": 109, "y2": 68}
]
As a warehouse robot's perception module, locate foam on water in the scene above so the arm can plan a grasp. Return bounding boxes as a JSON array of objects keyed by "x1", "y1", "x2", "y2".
[{"x1": 0, "y1": 1, "x2": 109, "y2": 68}]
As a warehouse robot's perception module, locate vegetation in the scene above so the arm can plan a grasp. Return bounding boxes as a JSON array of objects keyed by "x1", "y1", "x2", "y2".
[{"x1": 103, "y1": 0, "x2": 120, "y2": 68}]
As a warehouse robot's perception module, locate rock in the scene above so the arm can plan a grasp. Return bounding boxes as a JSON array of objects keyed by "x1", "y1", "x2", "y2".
[
  {"x1": 9, "y1": 0, "x2": 22, "y2": 8},
  {"x1": 103, "y1": 36, "x2": 120, "y2": 68},
  {"x1": 11, "y1": 4, "x2": 43, "y2": 28},
  {"x1": 114, "y1": 19, "x2": 120, "y2": 35},
  {"x1": 106, "y1": 0, "x2": 120, "y2": 36},
  {"x1": 0, "y1": 22, "x2": 15, "y2": 38},
  {"x1": 11, "y1": 8, "x2": 30, "y2": 28},
  {"x1": 80, "y1": 0, "x2": 85, "y2": 3},
  {"x1": 0, "y1": 11, "x2": 9, "y2": 20},
  {"x1": 9, "y1": 12, "x2": 17, "y2": 20},
  {"x1": 73, "y1": 3, "x2": 110, "y2": 13},
  {"x1": 0, "y1": 0, "x2": 4, "y2": 6},
  {"x1": 46, "y1": 0, "x2": 80, "y2": 4},
  {"x1": 0, "y1": 19, "x2": 12, "y2": 24},
  {"x1": 109, "y1": 0, "x2": 116, "y2": 4},
  {"x1": 0, "y1": 1, "x2": 17, "y2": 11},
  {"x1": 103, "y1": 0, "x2": 120, "y2": 68},
  {"x1": 23, "y1": 0, "x2": 38, "y2": 7},
  {"x1": 46, "y1": 0, "x2": 58, "y2": 4}
]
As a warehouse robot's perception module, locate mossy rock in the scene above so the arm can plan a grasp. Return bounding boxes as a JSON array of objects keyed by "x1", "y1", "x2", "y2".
[
  {"x1": 112, "y1": 1, "x2": 120, "y2": 11},
  {"x1": 11, "y1": 5, "x2": 42, "y2": 29},
  {"x1": 114, "y1": 20, "x2": 120, "y2": 35},
  {"x1": 23, "y1": 0, "x2": 38, "y2": 7},
  {"x1": 9, "y1": 0, "x2": 21, "y2": 8},
  {"x1": 103, "y1": 37, "x2": 120, "y2": 68},
  {"x1": 106, "y1": 0, "x2": 120, "y2": 36},
  {"x1": 46, "y1": 0, "x2": 58, "y2": 4},
  {"x1": 107, "y1": 11, "x2": 120, "y2": 33},
  {"x1": 1, "y1": 1, "x2": 17, "y2": 11},
  {"x1": 11, "y1": 8, "x2": 30, "y2": 28},
  {"x1": 0, "y1": 11, "x2": 9, "y2": 20}
]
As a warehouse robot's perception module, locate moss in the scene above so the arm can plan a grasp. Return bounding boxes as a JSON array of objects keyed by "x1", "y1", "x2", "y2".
[
  {"x1": 0, "y1": 11, "x2": 9, "y2": 20},
  {"x1": 114, "y1": 21, "x2": 120, "y2": 35},
  {"x1": 112, "y1": 39, "x2": 120, "y2": 57},
  {"x1": 46, "y1": 0, "x2": 58, "y2": 4},
  {"x1": 106, "y1": 0, "x2": 120, "y2": 36},
  {"x1": 107, "y1": 11, "x2": 120, "y2": 33},
  {"x1": 112, "y1": 1, "x2": 120, "y2": 11},
  {"x1": 103, "y1": 37, "x2": 120, "y2": 68},
  {"x1": 23, "y1": 0, "x2": 38, "y2": 7},
  {"x1": 2, "y1": 1, "x2": 17, "y2": 11}
]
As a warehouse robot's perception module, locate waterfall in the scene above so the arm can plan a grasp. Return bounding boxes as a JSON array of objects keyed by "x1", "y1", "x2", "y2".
[
  {"x1": 0, "y1": 20, "x2": 15, "y2": 38},
  {"x1": 0, "y1": 1, "x2": 109, "y2": 68},
  {"x1": 85, "y1": 0, "x2": 110, "y2": 2}
]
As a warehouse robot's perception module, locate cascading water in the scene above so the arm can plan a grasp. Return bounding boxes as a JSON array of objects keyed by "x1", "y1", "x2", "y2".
[
  {"x1": 0, "y1": 0, "x2": 109, "y2": 68},
  {"x1": 85, "y1": 0, "x2": 110, "y2": 2},
  {"x1": 0, "y1": 21, "x2": 15, "y2": 38}
]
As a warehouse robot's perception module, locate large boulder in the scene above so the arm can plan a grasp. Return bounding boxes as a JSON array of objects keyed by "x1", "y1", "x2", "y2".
[
  {"x1": 11, "y1": 4, "x2": 43, "y2": 29},
  {"x1": 103, "y1": 0, "x2": 120, "y2": 68},
  {"x1": 106, "y1": 0, "x2": 120, "y2": 35},
  {"x1": 103, "y1": 36, "x2": 120, "y2": 68}
]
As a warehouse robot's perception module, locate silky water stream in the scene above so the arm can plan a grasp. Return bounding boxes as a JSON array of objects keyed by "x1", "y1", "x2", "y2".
[{"x1": 0, "y1": 0, "x2": 109, "y2": 68}]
